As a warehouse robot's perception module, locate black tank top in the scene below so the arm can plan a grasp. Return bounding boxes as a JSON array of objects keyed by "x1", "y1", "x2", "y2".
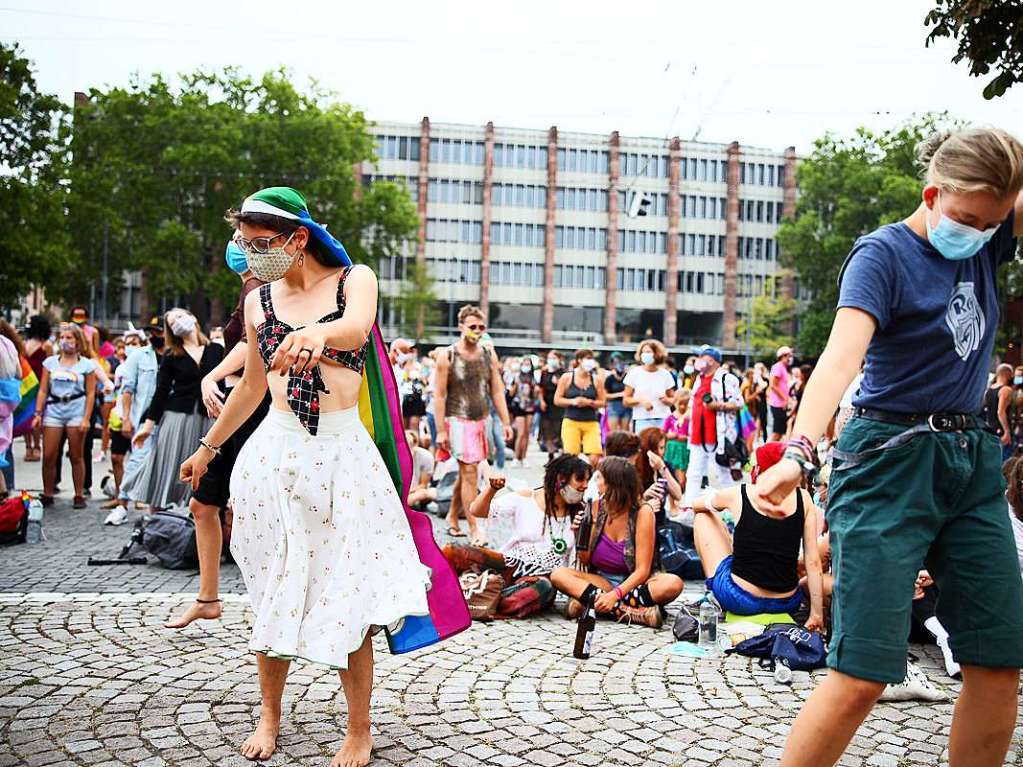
[
  {"x1": 730, "y1": 485, "x2": 804, "y2": 594},
  {"x1": 564, "y1": 370, "x2": 598, "y2": 422},
  {"x1": 983, "y1": 384, "x2": 1013, "y2": 436}
]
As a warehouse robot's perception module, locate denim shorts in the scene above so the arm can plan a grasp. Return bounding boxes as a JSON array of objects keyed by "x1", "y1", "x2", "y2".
[
  {"x1": 597, "y1": 570, "x2": 627, "y2": 589},
  {"x1": 706, "y1": 556, "x2": 803, "y2": 616},
  {"x1": 42, "y1": 399, "x2": 87, "y2": 428},
  {"x1": 607, "y1": 400, "x2": 630, "y2": 419}
]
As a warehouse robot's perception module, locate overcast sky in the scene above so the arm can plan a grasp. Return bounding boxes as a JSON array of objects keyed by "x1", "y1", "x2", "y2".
[{"x1": 4, "y1": 0, "x2": 1021, "y2": 153}]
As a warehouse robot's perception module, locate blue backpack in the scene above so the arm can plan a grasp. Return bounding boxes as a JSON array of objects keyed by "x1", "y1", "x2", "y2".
[{"x1": 727, "y1": 625, "x2": 827, "y2": 672}]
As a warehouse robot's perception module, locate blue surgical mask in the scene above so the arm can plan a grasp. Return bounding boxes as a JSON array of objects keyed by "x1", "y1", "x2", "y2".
[
  {"x1": 225, "y1": 241, "x2": 248, "y2": 275},
  {"x1": 925, "y1": 193, "x2": 998, "y2": 261},
  {"x1": 1015, "y1": 376, "x2": 1023, "y2": 386}
]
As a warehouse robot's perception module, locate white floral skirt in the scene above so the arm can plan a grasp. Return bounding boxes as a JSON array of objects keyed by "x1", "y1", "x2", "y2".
[{"x1": 229, "y1": 406, "x2": 432, "y2": 669}]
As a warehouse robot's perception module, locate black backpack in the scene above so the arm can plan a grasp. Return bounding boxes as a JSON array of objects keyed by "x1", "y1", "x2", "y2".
[{"x1": 141, "y1": 509, "x2": 198, "y2": 569}]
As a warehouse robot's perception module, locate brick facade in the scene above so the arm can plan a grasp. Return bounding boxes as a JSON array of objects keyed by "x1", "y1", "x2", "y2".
[
  {"x1": 479, "y1": 121, "x2": 495, "y2": 319},
  {"x1": 542, "y1": 126, "x2": 558, "y2": 344},
  {"x1": 664, "y1": 137, "x2": 682, "y2": 346},
  {"x1": 603, "y1": 131, "x2": 621, "y2": 344},
  {"x1": 415, "y1": 117, "x2": 430, "y2": 337}
]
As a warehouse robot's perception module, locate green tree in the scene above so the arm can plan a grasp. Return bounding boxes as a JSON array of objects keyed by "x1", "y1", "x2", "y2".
[
  {"x1": 925, "y1": 1, "x2": 1023, "y2": 99},
  {"x1": 394, "y1": 260, "x2": 441, "y2": 342},
  {"x1": 68, "y1": 68, "x2": 419, "y2": 322},
  {"x1": 737, "y1": 274, "x2": 796, "y2": 362},
  {"x1": 777, "y1": 115, "x2": 955, "y2": 354},
  {"x1": 0, "y1": 43, "x2": 73, "y2": 310}
]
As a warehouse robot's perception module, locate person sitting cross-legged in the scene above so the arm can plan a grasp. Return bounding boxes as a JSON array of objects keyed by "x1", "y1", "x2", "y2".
[
  {"x1": 551, "y1": 456, "x2": 683, "y2": 629},
  {"x1": 693, "y1": 441, "x2": 824, "y2": 627}
]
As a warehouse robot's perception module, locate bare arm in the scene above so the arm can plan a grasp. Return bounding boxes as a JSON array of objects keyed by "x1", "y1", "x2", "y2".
[
  {"x1": 553, "y1": 372, "x2": 574, "y2": 408},
  {"x1": 802, "y1": 491, "x2": 825, "y2": 630},
  {"x1": 755, "y1": 308, "x2": 876, "y2": 511},
  {"x1": 180, "y1": 291, "x2": 270, "y2": 489},
  {"x1": 81, "y1": 372, "x2": 96, "y2": 429},
  {"x1": 34, "y1": 368, "x2": 49, "y2": 415},
  {"x1": 622, "y1": 384, "x2": 642, "y2": 409},
  {"x1": 591, "y1": 374, "x2": 607, "y2": 409},
  {"x1": 692, "y1": 485, "x2": 742, "y2": 515},
  {"x1": 433, "y1": 351, "x2": 449, "y2": 448},
  {"x1": 999, "y1": 386, "x2": 1013, "y2": 441},
  {"x1": 201, "y1": 341, "x2": 248, "y2": 417},
  {"x1": 489, "y1": 358, "x2": 512, "y2": 430},
  {"x1": 620, "y1": 505, "x2": 656, "y2": 591},
  {"x1": 469, "y1": 484, "x2": 500, "y2": 518}
]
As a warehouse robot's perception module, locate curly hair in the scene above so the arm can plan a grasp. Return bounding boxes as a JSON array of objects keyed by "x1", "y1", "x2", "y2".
[
  {"x1": 635, "y1": 338, "x2": 667, "y2": 365},
  {"x1": 1004, "y1": 454, "x2": 1023, "y2": 522}
]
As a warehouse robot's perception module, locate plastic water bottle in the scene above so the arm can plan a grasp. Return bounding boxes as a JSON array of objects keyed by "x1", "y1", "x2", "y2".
[
  {"x1": 698, "y1": 601, "x2": 718, "y2": 647},
  {"x1": 26, "y1": 497, "x2": 44, "y2": 544},
  {"x1": 774, "y1": 658, "x2": 792, "y2": 685}
]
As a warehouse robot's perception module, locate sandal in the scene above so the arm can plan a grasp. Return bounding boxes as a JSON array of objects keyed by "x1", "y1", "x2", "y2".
[
  {"x1": 470, "y1": 537, "x2": 489, "y2": 548},
  {"x1": 446, "y1": 526, "x2": 466, "y2": 538}
]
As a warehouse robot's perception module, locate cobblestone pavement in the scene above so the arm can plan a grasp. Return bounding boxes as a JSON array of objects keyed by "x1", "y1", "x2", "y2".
[{"x1": 2, "y1": 448, "x2": 1022, "y2": 766}]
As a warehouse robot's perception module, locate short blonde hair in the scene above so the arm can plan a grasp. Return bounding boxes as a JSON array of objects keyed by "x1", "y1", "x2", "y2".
[
  {"x1": 918, "y1": 127, "x2": 1023, "y2": 199},
  {"x1": 635, "y1": 339, "x2": 667, "y2": 364}
]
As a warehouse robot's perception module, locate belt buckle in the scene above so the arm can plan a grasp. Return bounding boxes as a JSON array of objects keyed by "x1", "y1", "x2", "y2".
[{"x1": 928, "y1": 414, "x2": 965, "y2": 432}]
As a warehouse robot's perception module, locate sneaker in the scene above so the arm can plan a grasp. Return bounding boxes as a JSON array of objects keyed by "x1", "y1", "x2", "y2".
[
  {"x1": 104, "y1": 506, "x2": 129, "y2": 526},
  {"x1": 565, "y1": 598, "x2": 585, "y2": 620},
  {"x1": 614, "y1": 604, "x2": 664, "y2": 629},
  {"x1": 72, "y1": 495, "x2": 87, "y2": 509}
]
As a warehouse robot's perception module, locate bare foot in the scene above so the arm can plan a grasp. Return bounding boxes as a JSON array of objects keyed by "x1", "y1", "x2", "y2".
[
  {"x1": 165, "y1": 599, "x2": 222, "y2": 629},
  {"x1": 330, "y1": 727, "x2": 373, "y2": 767},
  {"x1": 240, "y1": 713, "x2": 279, "y2": 762}
]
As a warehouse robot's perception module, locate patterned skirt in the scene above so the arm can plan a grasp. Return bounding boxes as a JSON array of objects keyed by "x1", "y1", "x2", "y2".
[{"x1": 229, "y1": 406, "x2": 432, "y2": 669}]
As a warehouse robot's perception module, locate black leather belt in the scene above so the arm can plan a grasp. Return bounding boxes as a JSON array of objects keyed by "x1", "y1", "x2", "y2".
[
  {"x1": 854, "y1": 407, "x2": 984, "y2": 432},
  {"x1": 46, "y1": 391, "x2": 86, "y2": 405}
]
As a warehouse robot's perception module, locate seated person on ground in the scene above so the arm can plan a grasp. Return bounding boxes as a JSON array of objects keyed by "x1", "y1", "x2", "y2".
[
  {"x1": 442, "y1": 454, "x2": 592, "y2": 584},
  {"x1": 693, "y1": 441, "x2": 824, "y2": 629},
  {"x1": 636, "y1": 426, "x2": 684, "y2": 513},
  {"x1": 551, "y1": 456, "x2": 684, "y2": 629},
  {"x1": 406, "y1": 430, "x2": 435, "y2": 508}
]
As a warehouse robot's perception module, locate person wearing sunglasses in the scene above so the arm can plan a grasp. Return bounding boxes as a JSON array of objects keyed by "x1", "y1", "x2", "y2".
[{"x1": 433, "y1": 304, "x2": 513, "y2": 545}]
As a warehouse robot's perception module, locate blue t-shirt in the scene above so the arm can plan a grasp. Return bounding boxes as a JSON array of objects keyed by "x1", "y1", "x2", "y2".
[{"x1": 838, "y1": 212, "x2": 1017, "y2": 414}]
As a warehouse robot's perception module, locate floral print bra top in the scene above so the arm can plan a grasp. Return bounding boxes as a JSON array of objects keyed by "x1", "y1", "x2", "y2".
[{"x1": 256, "y1": 266, "x2": 367, "y2": 435}]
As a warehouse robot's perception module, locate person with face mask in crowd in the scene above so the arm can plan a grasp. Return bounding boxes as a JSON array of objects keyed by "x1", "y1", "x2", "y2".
[
  {"x1": 623, "y1": 340, "x2": 676, "y2": 433},
  {"x1": 679, "y1": 356, "x2": 699, "y2": 392},
  {"x1": 131, "y1": 308, "x2": 223, "y2": 510},
  {"x1": 105, "y1": 319, "x2": 165, "y2": 525},
  {"x1": 684, "y1": 345, "x2": 742, "y2": 504},
  {"x1": 757, "y1": 128, "x2": 1023, "y2": 767},
  {"x1": 508, "y1": 355, "x2": 540, "y2": 467},
  {"x1": 538, "y1": 352, "x2": 564, "y2": 456},
  {"x1": 434, "y1": 305, "x2": 513, "y2": 544},
  {"x1": 554, "y1": 349, "x2": 606, "y2": 465},
  {"x1": 603, "y1": 352, "x2": 630, "y2": 432}
]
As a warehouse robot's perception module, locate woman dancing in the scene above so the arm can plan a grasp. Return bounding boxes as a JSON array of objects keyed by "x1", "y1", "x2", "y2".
[{"x1": 181, "y1": 187, "x2": 443, "y2": 767}]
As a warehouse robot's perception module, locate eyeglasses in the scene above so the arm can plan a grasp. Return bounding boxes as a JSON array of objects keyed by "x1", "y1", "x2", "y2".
[
  {"x1": 234, "y1": 231, "x2": 293, "y2": 254},
  {"x1": 465, "y1": 324, "x2": 486, "y2": 332}
]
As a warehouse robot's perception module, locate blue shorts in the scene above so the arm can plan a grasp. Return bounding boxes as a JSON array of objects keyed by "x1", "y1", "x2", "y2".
[
  {"x1": 42, "y1": 399, "x2": 87, "y2": 428},
  {"x1": 597, "y1": 570, "x2": 627, "y2": 589},
  {"x1": 607, "y1": 400, "x2": 629, "y2": 419},
  {"x1": 706, "y1": 556, "x2": 803, "y2": 616}
]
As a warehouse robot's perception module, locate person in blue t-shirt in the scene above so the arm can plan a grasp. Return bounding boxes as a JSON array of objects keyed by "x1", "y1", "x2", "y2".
[{"x1": 756, "y1": 127, "x2": 1023, "y2": 767}]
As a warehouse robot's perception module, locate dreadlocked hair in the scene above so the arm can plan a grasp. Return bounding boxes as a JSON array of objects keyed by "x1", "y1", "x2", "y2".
[
  {"x1": 1004, "y1": 453, "x2": 1023, "y2": 522},
  {"x1": 542, "y1": 453, "x2": 591, "y2": 532}
]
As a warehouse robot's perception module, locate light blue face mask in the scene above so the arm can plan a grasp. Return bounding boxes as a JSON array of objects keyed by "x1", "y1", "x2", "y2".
[
  {"x1": 1015, "y1": 376, "x2": 1023, "y2": 386},
  {"x1": 925, "y1": 193, "x2": 999, "y2": 261},
  {"x1": 225, "y1": 240, "x2": 248, "y2": 275}
]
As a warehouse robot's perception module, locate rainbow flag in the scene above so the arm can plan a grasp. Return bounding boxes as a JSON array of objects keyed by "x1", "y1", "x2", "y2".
[
  {"x1": 360, "y1": 329, "x2": 472, "y2": 654},
  {"x1": 12, "y1": 356, "x2": 38, "y2": 439},
  {"x1": 241, "y1": 186, "x2": 471, "y2": 654}
]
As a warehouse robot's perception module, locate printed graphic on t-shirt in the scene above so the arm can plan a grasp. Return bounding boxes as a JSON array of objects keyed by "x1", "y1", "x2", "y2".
[{"x1": 945, "y1": 282, "x2": 985, "y2": 361}]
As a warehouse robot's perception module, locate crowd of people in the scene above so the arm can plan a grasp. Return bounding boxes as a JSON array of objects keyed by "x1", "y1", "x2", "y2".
[{"x1": 1, "y1": 125, "x2": 1022, "y2": 767}]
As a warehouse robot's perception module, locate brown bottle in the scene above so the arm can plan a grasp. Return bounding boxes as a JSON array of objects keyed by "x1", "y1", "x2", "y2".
[
  {"x1": 575, "y1": 501, "x2": 593, "y2": 553},
  {"x1": 573, "y1": 593, "x2": 596, "y2": 659}
]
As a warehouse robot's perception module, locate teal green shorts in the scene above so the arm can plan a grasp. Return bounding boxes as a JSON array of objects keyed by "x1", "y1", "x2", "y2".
[{"x1": 827, "y1": 416, "x2": 1023, "y2": 684}]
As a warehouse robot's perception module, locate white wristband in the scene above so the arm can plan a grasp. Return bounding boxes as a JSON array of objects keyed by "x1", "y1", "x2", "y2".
[{"x1": 701, "y1": 487, "x2": 719, "y2": 513}]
